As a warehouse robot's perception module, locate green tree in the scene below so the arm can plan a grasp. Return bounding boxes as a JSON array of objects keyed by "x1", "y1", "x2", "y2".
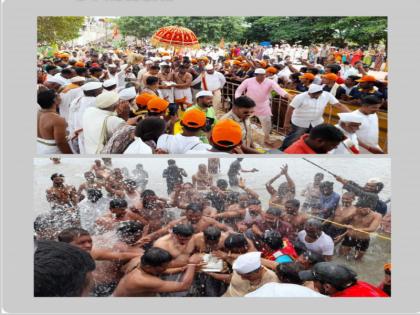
[{"x1": 37, "y1": 17, "x2": 86, "y2": 46}]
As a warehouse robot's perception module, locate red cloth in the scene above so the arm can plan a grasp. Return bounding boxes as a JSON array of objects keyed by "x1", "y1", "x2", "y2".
[
  {"x1": 262, "y1": 238, "x2": 298, "y2": 260},
  {"x1": 284, "y1": 134, "x2": 317, "y2": 154},
  {"x1": 331, "y1": 281, "x2": 389, "y2": 297}
]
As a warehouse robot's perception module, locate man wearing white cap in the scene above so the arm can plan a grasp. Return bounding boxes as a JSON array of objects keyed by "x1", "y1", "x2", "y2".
[
  {"x1": 107, "y1": 63, "x2": 130, "y2": 89},
  {"x1": 235, "y1": 68, "x2": 291, "y2": 145},
  {"x1": 280, "y1": 83, "x2": 350, "y2": 151},
  {"x1": 103, "y1": 79, "x2": 117, "y2": 92},
  {"x1": 191, "y1": 64, "x2": 226, "y2": 118},
  {"x1": 68, "y1": 81, "x2": 103, "y2": 153},
  {"x1": 185, "y1": 90, "x2": 216, "y2": 143},
  {"x1": 44, "y1": 76, "x2": 65, "y2": 92},
  {"x1": 118, "y1": 86, "x2": 138, "y2": 120},
  {"x1": 82, "y1": 92, "x2": 126, "y2": 154},
  {"x1": 58, "y1": 76, "x2": 85, "y2": 122},
  {"x1": 223, "y1": 251, "x2": 279, "y2": 297},
  {"x1": 329, "y1": 112, "x2": 363, "y2": 154}
]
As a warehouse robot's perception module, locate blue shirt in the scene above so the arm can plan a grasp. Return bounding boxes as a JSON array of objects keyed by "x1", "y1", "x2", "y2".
[{"x1": 319, "y1": 192, "x2": 340, "y2": 218}]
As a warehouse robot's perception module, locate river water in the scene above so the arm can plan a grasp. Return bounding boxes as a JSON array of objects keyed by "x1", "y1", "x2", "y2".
[{"x1": 34, "y1": 157, "x2": 391, "y2": 285}]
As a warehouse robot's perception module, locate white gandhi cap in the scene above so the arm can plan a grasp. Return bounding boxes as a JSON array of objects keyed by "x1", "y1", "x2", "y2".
[
  {"x1": 232, "y1": 251, "x2": 261, "y2": 274},
  {"x1": 82, "y1": 81, "x2": 103, "y2": 91},
  {"x1": 70, "y1": 76, "x2": 86, "y2": 83},
  {"x1": 196, "y1": 90, "x2": 213, "y2": 98},
  {"x1": 308, "y1": 84, "x2": 323, "y2": 94},
  {"x1": 96, "y1": 91, "x2": 119, "y2": 109},
  {"x1": 338, "y1": 112, "x2": 363, "y2": 124},
  {"x1": 254, "y1": 68, "x2": 266, "y2": 75},
  {"x1": 103, "y1": 79, "x2": 117, "y2": 88},
  {"x1": 118, "y1": 87, "x2": 137, "y2": 101}
]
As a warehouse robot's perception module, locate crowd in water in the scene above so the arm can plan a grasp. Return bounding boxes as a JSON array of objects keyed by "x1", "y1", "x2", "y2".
[
  {"x1": 34, "y1": 158, "x2": 391, "y2": 297},
  {"x1": 37, "y1": 41, "x2": 387, "y2": 155}
]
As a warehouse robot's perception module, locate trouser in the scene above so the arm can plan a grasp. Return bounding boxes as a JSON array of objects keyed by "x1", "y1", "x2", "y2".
[
  {"x1": 256, "y1": 115, "x2": 272, "y2": 140},
  {"x1": 280, "y1": 123, "x2": 311, "y2": 151},
  {"x1": 212, "y1": 89, "x2": 224, "y2": 118}
]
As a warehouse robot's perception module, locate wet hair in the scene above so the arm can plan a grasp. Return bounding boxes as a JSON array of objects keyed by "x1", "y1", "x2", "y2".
[
  {"x1": 186, "y1": 203, "x2": 203, "y2": 213},
  {"x1": 204, "y1": 226, "x2": 221, "y2": 241},
  {"x1": 135, "y1": 117, "x2": 166, "y2": 143},
  {"x1": 263, "y1": 230, "x2": 284, "y2": 250},
  {"x1": 305, "y1": 218, "x2": 323, "y2": 229},
  {"x1": 38, "y1": 89, "x2": 58, "y2": 109},
  {"x1": 168, "y1": 159, "x2": 176, "y2": 165},
  {"x1": 275, "y1": 262, "x2": 304, "y2": 285},
  {"x1": 87, "y1": 188, "x2": 102, "y2": 202},
  {"x1": 233, "y1": 96, "x2": 256, "y2": 108},
  {"x1": 355, "y1": 198, "x2": 373, "y2": 209},
  {"x1": 308, "y1": 124, "x2": 346, "y2": 142},
  {"x1": 301, "y1": 250, "x2": 325, "y2": 266},
  {"x1": 285, "y1": 199, "x2": 300, "y2": 209},
  {"x1": 266, "y1": 207, "x2": 282, "y2": 217},
  {"x1": 123, "y1": 179, "x2": 137, "y2": 187},
  {"x1": 361, "y1": 95, "x2": 382, "y2": 106},
  {"x1": 247, "y1": 199, "x2": 261, "y2": 206},
  {"x1": 57, "y1": 227, "x2": 90, "y2": 243},
  {"x1": 146, "y1": 76, "x2": 159, "y2": 86},
  {"x1": 34, "y1": 240, "x2": 95, "y2": 297},
  {"x1": 226, "y1": 191, "x2": 240, "y2": 204},
  {"x1": 320, "y1": 181, "x2": 334, "y2": 190},
  {"x1": 277, "y1": 182, "x2": 292, "y2": 197},
  {"x1": 50, "y1": 173, "x2": 64, "y2": 180},
  {"x1": 117, "y1": 221, "x2": 144, "y2": 238},
  {"x1": 224, "y1": 233, "x2": 247, "y2": 250},
  {"x1": 172, "y1": 224, "x2": 194, "y2": 237},
  {"x1": 150, "y1": 65, "x2": 160, "y2": 71},
  {"x1": 216, "y1": 179, "x2": 228, "y2": 189},
  {"x1": 109, "y1": 198, "x2": 128, "y2": 209},
  {"x1": 141, "y1": 189, "x2": 156, "y2": 198},
  {"x1": 141, "y1": 247, "x2": 172, "y2": 267}
]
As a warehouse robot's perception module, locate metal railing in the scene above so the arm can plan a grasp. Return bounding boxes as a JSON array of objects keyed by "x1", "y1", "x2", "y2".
[{"x1": 221, "y1": 78, "x2": 388, "y2": 152}]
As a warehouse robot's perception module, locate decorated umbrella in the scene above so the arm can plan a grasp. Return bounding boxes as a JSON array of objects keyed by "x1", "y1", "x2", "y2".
[{"x1": 150, "y1": 25, "x2": 200, "y2": 50}]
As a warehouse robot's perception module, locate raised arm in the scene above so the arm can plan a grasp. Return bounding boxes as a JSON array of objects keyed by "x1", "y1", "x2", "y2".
[{"x1": 238, "y1": 178, "x2": 259, "y2": 199}]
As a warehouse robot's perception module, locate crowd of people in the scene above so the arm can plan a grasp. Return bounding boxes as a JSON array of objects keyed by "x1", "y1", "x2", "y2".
[
  {"x1": 37, "y1": 41, "x2": 387, "y2": 155},
  {"x1": 34, "y1": 158, "x2": 391, "y2": 297}
]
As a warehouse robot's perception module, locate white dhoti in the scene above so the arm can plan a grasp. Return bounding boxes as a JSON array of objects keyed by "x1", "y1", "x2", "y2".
[
  {"x1": 36, "y1": 138, "x2": 61, "y2": 154},
  {"x1": 158, "y1": 87, "x2": 175, "y2": 103},
  {"x1": 174, "y1": 88, "x2": 193, "y2": 105}
]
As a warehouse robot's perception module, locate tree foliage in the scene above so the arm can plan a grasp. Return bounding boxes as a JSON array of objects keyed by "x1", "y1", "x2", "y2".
[
  {"x1": 37, "y1": 17, "x2": 86, "y2": 46},
  {"x1": 115, "y1": 16, "x2": 245, "y2": 44},
  {"x1": 116, "y1": 16, "x2": 387, "y2": 47}
]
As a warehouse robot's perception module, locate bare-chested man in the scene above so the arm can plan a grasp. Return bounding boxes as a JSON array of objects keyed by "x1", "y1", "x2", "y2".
[
  {"x1": 105, "y1": 168, "x2": 125, "y2": 198},
  {"x1": 57, "y1": 227, "x2": 141, "y2": 296},
  {"x1": 77, "y1": 171, "x2": 103, "y2": 201},
  {"x1": 208, "y1": 158, "x2": 220, "y2": 175},
  {"x1": 91, "y1": 159, "x2": 110, "y2": 181},
  {"x1": 339, "y1": 200, "x2": 382, "y2": 260},
  {"x1": 187, "y1": 226, "x2": 227, "y2": 254},
  {"x1": 37, "y1": 89, "x2": 72, "y2": 154},
  {"x1": 192, "y1": 164, "x2": 213, "y2": 190},
  {"x1": 281, "y1": 199, "x2": 308, "y2": 239},
  {"x1": 46, "y1": 173, "x2": 78, "y2": 209},
  {"x1": 112, "y1": 247, "x2": 202, "y2": 297},
  {"x1": 123, "y1": 179, "x2": 142, "y2": 208},
  {"x1": 266, "y1": 165, "x2": 295, "y2": 210},
  {"x1": 95, "y1": 198, "x2": 147, "y2": 233},
  {"x1": 323, "y1": 191, "x2": 357, "y2": 243}
]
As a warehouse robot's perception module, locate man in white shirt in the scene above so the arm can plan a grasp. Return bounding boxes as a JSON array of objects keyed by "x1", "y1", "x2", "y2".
[
  {"x1": 157, "y1": 109, "x2": 208, "y2": 154},
  {"x1": 297, "y1": 219, "x2": 334, "y2": 261},
  {"x1": 82, "y1": 92, "x2": 126, "y2": 154},
  {"x1": 68, "y1": 81, "x2": 103, "y2": 153},
  {"x1": 280, "y1": 84, "x2": 350, "y2": 151},
  {"x1": 330, "y1": 112, "x2": 363, "y2": 154},
  {"x1": 352, "y1": 95, "x2": 384, "y2": 154},
  {"x1": 191, "y1": 64, "x2": 226, "y2": 118},
  {"x1": 108, "y1": 63, "x2": 129, "y2": 90},
  {"x1": 59, "y1": 76, "x2": 85, "y2": 123}
]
